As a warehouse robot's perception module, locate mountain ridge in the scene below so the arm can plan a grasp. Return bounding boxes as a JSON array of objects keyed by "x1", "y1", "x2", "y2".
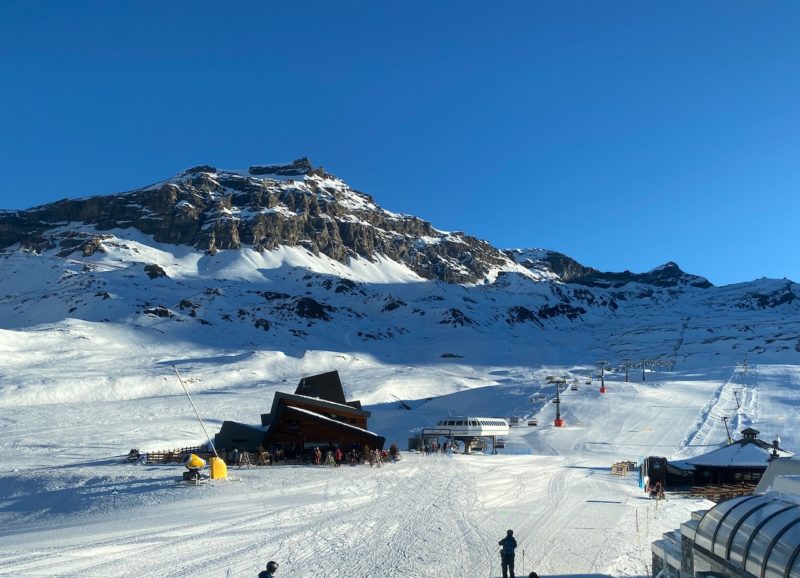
[
  {"x1": 0, "y1": 161, "x2": 797, "y2": 378},
  {"x1": 0, "y1": 160, "x2": 729, "y2": 289}
]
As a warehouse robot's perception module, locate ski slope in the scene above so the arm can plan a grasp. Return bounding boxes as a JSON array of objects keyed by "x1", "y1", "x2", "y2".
[{"x1": 3, "y1": 352, "x2": 799, "y2": 577}]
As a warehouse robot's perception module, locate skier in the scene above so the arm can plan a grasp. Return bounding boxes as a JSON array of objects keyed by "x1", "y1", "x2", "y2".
[
  {"x1": 258, "y1": 560, "x2": 278, "y2": 577},
  {"x1": 498, "y1": 529, "x2": 518, "y2": 578}
]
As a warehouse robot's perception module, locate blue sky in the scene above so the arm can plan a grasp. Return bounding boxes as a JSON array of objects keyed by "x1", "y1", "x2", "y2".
[{"x1": 1, "y1": 2, "x2": 799, "y2": 286}]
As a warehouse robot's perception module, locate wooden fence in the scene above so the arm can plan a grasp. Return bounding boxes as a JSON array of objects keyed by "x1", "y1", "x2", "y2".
[
  {"x1": 610, "y1": 460, "x2": 637, "y2": 476},
  {"x1": 689, "y1": 484, "x2": 757, "y2": 503},
  {"x1": 144, "y1": 446, "x2": 207, "y2": 464}
]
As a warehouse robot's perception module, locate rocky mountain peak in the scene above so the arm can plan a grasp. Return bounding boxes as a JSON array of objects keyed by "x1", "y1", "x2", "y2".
[
  {"x1": 248, "y1": 157, "x2": 321, "y2": 177},
  {"x1": 0, "y1": 162, "x2": 522, "y2": 284}
]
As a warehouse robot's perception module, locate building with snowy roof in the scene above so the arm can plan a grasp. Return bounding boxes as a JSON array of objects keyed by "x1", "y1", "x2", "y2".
[
  {"x1": 215, "y1": 370, "x2": 385, "y2": 453},
  {"x1": 669, "y1": 428, "x2": 793, "y2": 487}
]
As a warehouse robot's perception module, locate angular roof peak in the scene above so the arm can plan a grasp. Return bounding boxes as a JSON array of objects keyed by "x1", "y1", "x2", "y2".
[{"x1": 295, "y1": 370, "x2": 347, "y2": 405}]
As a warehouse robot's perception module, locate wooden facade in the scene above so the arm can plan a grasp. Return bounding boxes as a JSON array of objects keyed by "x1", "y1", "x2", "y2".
[
  {"x1": 263, "y1": 405, "x2": 383, "y2": 450},
  {"x1": 215, "y1": 370, "x2": 385, "y2": 453}
]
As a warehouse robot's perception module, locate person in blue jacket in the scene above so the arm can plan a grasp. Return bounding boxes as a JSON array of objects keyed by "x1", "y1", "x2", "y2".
[{"x1": 498, "y1": 529, "x2": 518, "y2": 578}]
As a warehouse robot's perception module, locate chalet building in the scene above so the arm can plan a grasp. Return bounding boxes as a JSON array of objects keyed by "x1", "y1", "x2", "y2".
[
  {"x1": 215, "y1": 370, "x2": 385, "y2": 453},
  {"x1": 669, "y1": 428, "x2": 793, "y2": 487}
]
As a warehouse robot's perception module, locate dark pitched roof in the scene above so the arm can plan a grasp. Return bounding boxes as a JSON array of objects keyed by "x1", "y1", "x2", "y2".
[
  {"x1": 275, "y1": 392, "x2": 370, "y2": 416},
  {"x1": 260, "y1": 404, "x2": 385, "y2": 449},
  {"x1": 261, "y1": 391, "x2": 370, "y2": 427},
  {"x1": 295, "y1": 370, "x2": 347, "y2": 404}
]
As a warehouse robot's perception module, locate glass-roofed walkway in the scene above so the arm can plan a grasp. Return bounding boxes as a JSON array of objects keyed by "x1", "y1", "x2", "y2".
[{"x1": 651, "y1": 494, "x2": 800, "y2": 578}]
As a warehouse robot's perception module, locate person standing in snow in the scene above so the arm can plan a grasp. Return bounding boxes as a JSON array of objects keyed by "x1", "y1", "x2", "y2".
[
  {"x1": 499, "y1": 529, "x2": 518, "y2": 578},
  {"x1": 258, "y1": 560, "x2": 278, "y2": 577}
]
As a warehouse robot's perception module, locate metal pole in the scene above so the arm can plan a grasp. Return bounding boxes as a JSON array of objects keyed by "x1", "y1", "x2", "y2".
[
  {"x1": 173, "y1": 365, "x2": 219, "y2": 457},
  {"x1": 721, "y1": 416, "x2": 732, "y2": 445}
]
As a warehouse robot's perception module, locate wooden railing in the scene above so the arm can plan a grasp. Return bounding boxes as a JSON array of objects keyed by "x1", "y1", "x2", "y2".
[
  {"x1": 689, "y1": 484, "x2": 756, "y2": 503},
  {"x1": 143, "y1": 446, "x2": 207, "y2": 464}
]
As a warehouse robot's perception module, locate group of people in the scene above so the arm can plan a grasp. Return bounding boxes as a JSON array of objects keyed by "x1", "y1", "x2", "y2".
[
  {"x1": 421, "y1": 440, "x2": 455, "y2": 455},
  {"x1": 308, "y1": 443, "x2": 401, "y2": 467},
  {"x1": 224, "y1": 443, "x2": 403, "y2": 469}
]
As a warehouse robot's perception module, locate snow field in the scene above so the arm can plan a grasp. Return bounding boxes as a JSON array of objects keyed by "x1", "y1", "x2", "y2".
[{"x1": 5, "y1": 360, "x2": 797, "y2": 576}]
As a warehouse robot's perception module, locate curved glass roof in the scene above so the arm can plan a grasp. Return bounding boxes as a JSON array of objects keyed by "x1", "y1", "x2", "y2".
[{"x1": 695, "y1": 494, "x2": 800, "y2": 578}]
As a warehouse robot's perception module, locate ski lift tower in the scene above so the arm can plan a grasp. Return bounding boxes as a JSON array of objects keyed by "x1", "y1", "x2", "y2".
[
  {"x1": 721, "y1": 416, "x2": 733, "y2": 444},
  {"x1": 553, "y1": 378, "x2": 565, "y2": 427},
  {"x1": 597, "y1": 360, "x2": 608, "y2": 394},
  {"x1": 622, "y1": 359, "x2": 631, "y2": 383}
]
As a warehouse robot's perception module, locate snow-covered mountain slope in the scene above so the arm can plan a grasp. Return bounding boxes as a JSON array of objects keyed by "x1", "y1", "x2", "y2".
[{"x1": 0, "y1": 162, "x2": 798, "y2": 407}]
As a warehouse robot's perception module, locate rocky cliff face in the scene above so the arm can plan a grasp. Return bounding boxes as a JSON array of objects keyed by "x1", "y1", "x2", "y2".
[{"x1": 0, "y1": 160, "x2": 517, "y2": 284}]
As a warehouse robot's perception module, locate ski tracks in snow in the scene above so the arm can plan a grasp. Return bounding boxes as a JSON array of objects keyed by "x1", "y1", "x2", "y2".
[{"x1": 676, "y1": 365, "x2": 753, "y2": 457}]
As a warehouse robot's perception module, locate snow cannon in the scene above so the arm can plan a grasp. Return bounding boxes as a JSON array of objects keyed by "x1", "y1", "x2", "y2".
[
  {"x1": 183, "y1": 453, "x2": 206, "y2": 470},
  {"x1": 182, "y1": 453, "x2": 206, "y2": 482},
  {"x1": 209, "y1": 456, "x2": 227, "y2": 480}
]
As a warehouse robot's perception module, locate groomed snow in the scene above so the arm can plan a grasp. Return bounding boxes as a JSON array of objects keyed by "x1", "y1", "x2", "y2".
[{"x1": 3, "y1": 329, "x2": 799, "y2": 577}]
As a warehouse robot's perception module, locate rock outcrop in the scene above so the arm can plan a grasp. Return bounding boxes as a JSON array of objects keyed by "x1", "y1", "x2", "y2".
[{"x1": 0, "y1": 161, "x2": 514, "y2": 284}]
